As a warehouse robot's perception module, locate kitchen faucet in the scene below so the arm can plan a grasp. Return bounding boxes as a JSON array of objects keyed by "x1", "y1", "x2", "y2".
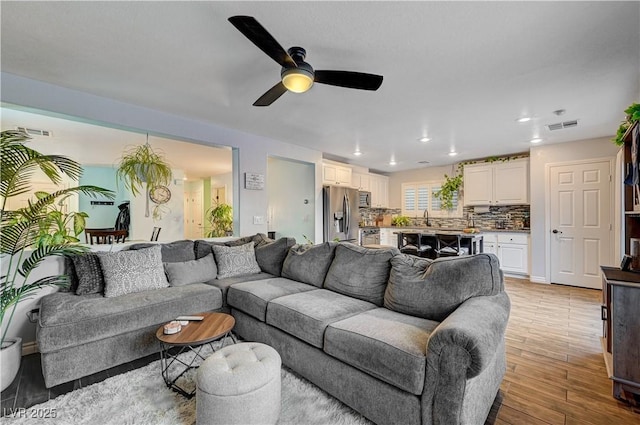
[{"x1": 423, "y1": 208, "x2": 431, "y2": 227}]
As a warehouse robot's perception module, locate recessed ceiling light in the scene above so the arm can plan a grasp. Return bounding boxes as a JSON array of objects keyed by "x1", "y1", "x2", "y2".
[
  {"x1": 516, "y1": 117, "x2": 531, "y2": 123},
  {"x1": 353, "y1": 151, "x2": 362, "y2": 156},
  {"x1": 418, "y1": 137, "x2": 431, "y2": 143},
  {"x1": 530, "y1": 138, "x2": 543, "y2": 144},
  {"x1": 389, "y1": 160, "x2": 397, "y2": 166},
  {"x1": 448, "y1": 151, "x2": 458, "y2": 157}
]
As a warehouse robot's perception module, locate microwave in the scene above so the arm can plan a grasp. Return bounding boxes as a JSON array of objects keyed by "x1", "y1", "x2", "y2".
[{"x1": 358, "y1": 191, "x2": 371, "y2": 208}]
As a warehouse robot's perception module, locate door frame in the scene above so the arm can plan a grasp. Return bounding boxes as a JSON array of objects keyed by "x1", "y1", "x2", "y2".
[{"x1": 544, "y1": 156, "x2": 616, "y2": 286}]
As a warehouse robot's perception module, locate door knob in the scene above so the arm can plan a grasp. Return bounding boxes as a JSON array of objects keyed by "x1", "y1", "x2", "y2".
[{"x1": 552, "y1": 229, "x2": 563, "y2": 234}]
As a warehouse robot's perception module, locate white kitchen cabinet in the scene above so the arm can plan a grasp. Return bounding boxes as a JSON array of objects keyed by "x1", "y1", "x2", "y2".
[
  {"x1": 379, "y1": 228, "x2": 397, "y2": 247},
  {"x1": 483, "y1": 232, "x2": 529, "y2": 275},
  {"x1": 464, "y1": 159, "x2": 529, "y2": 206},
  {"x1": 323, "y1": 163, "x2": 352, "y2": 186},
  {"x1": 370, "y1": 174, "x2": 389, "y2": 208},
  {"x1": 352, "y1": 172, "x2": 371, "y2": 191}
]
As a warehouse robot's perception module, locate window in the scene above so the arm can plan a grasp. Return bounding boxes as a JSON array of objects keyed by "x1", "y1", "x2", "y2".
[{"x1": 401, "y1": 181, "x2": 462, "y2": 218}]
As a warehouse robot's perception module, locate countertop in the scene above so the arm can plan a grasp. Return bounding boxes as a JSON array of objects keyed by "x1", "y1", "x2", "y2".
[{"x1": 377, "y1": 226, "x2": 530, "y2": 234}]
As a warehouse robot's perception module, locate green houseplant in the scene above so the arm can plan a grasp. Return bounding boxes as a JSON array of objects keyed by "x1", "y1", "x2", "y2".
[
  {"x1": 434, "y1": 173, "x2": 463, "y2": 210},
  {"x1": 613, "y1": 102, "x2": 640, "y2": 146},
  {"x1": 205, "y1": 203, "x2": 233, "y2": 237},
  {"x1": 116, "y1": 139, "x2": 172, "y2": 218},
  {"x1": 0, "y1": 130, "x2": 113, "y2": 390}
]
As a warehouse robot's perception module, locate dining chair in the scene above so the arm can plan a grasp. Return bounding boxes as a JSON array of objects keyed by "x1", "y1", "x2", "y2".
[
  {"x1": 85, "y1": 229, "x2": 127, "y2": 245},
  {"x1": 435, "y1": 233, "x2": 468, "y2": 257}
]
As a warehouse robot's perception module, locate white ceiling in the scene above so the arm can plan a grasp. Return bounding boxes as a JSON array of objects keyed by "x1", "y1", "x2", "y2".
[{"x1": 1, "y1": 1, "x2": 639, "y2": 173}]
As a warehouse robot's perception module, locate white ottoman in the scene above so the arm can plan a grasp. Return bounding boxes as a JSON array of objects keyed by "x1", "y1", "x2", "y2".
[{"x1": 197, "y1": 342, "x2": 281, "y2": 425}]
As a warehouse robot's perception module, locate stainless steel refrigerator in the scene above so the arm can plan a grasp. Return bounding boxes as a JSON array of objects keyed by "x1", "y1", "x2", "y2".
[{"x1": 323, "y1": 186, "x2": 359, "y2": 243}]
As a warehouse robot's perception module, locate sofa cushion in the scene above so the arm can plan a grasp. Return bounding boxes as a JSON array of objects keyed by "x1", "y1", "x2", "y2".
[
  {"x1": 204, "y1": 272, "x2": 273, "y2": 306},
  {"x1": 129, "y1": 240, "x2": 196, "y2": 263},
  {"x1": 384, "y1": 253, "x2": 503, "y2": 322},
  {"x1": 164, "y1": 253, "x2": 217, "y2": 286},
  {"x1": 266, "y1": 289, "x2": 376, "y2": 348},
  {"x1": 212, "y1": 242, "x2": 262, "y2": 279},
  {"x1": 323, "y1": 243, "x2": 399, "y2": 306},
  {"x1": 227, "y1": 278, "x2": 316, "y2": 322},
  {"x1": 281, "y1": 242, "x2": 337, "y2": 287},
  {"x1": 72, "y1": 253, "x2": 105, "y2": 295},
  {"x1": 325, "y1": 308, "x2": 439, "y2": 395},
  {"x1": 100, "y1": 246, "x2": 169, "y2": 298},
  {"x1": 194, "y1": 240, "x2": 227, "y2": 260},
  {"x1": 37, "y1": 283, "x2": 223, "y2": 352},
  {"x1": 255, "y1": 237, "x2": 296, "y2": 276}
]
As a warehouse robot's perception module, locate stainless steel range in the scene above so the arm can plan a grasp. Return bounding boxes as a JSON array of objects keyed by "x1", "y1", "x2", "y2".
[{"x1": 360, "y1": 227, "x2": 380, "y2": 246}]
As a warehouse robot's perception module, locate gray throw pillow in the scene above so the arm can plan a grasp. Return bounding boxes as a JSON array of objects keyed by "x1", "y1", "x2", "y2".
[
  {"x1": 255, "y1": 237, "x2": 296, "y2": 276},
  {"x1": 384, "y1": 253, "x2": 503, "y2": 321},
  {"x1": 100, "y1": 245, "x2": 169, "y2": 298},
  {"x1": 282, "y1": 242, "x2": 337, "y2": 287},
  {"x1": 164, "y1": 253, "x2": 217, "y2": 286},
  {"x1": 63, "y1": 256, "x2": 80, "y2": 293},
  {"x1": 323, "y1": 243, "x2": 399, "y2": 306},
  {"x1": 72, "y1": 253, "x2": 105, "y2": 295},
  {"x1": 212, "y1": 242, "x2": 261, "y2": 279}
]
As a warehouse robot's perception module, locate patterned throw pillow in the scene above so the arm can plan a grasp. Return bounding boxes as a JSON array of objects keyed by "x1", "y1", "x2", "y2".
[
  {"x1": 212, "y1": 242, "x2": 261, "y2": 279},
  {"x1": 72, "y1": 253, "x2": 105, "y2": 295},
  {"x1": 100, "y1": 245, "x2": 169, "y2": 298}
]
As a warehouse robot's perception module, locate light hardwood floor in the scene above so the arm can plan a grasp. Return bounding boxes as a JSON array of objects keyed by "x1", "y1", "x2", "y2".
[{"x1": 497, "y1": 277, "x2": 639, "y2": 424}]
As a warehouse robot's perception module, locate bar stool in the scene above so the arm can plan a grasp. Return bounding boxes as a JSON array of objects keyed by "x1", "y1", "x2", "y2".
[{"x1": 435, "y1": 233, "x2": 468, "y2": 257}]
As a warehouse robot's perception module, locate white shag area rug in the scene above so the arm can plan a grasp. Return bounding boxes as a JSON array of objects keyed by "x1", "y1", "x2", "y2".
[{"x1": 5, "y1": 343, "x2": 373, "y2": 425}]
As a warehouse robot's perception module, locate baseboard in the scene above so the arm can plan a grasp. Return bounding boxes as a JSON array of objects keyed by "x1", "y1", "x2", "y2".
[
  {"x1": 22, "y1": 340, "x2": 39, "y2": 356},
  {"x1": 529, "y1": 275, "x2": 548, "y2": 284}
]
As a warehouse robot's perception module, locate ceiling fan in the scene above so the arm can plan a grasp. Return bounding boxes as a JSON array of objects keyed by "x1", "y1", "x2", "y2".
[{"x1": 228, "y1": 16, "x2": 384, "y2": 106}]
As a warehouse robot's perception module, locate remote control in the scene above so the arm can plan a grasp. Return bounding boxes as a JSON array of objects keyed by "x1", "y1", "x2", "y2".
[{"x1": 176, "y1": 315, "x2": 204, "y2": 321}]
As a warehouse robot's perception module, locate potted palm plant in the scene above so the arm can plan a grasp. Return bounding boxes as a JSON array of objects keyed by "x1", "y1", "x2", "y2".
[
  {"x1": 0, "y1": 130, "x2": 113, "y2": 391},
  {"x1": 116, "y1": 137, "x2": 172, "y2": 218},
  {"x1": 205, "y1": 203, "x2": 233, "y2": 237}
]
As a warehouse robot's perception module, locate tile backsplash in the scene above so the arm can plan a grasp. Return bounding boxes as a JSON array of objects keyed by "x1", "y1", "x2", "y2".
[{"x1": 360, "y1": 205, "x2": 530, "y2": 230}]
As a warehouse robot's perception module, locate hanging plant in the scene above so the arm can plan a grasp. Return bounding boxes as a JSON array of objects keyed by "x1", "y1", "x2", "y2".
[
  {"x1": 612, "y1": 102, "x2": 640, "y2": 146},
  {"x1": 434, "y1": 173, "x2": 463, "y2": 210},
  {"x1": 116, "y1": 139, "x2": 172, "y2": 218}
]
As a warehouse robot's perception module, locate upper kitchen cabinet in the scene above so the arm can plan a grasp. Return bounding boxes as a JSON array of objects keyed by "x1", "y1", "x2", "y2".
[
  {"x1": 463, "y1": 158, "x2": 529, "y2": 206},
  {"x1": 322, "y1": 162, "x2": 352, "y2": 186},
  {"x1": 370, "y1": 174, "x2": 389, "y2": 208},
  {"x1": 352, "y1": 172, "x2": 371, "y2": 191}
]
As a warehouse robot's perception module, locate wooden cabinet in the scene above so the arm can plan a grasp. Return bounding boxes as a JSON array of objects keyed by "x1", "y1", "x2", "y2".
[
  {"x1": 464, "y1": 159, "x2": 529, "y2": 206},
  {"x1": 352, "y1": 172, "x2": 371, "y2": 191},
  {"x1": 322, "y1": 163, "x2": 352, "y2": 186},
  {"x1": 600, "y1": 266, "x2": 640, "y2": 405},
  {"x1": 370, "y1": 174, "x2": 389, "y2": 208},
  {"x1": 379, "y1": 228, "x2": 396, "y2": 247},
  {"x1": 483, "y1": 232, "x2": 529, "y2": 275}
]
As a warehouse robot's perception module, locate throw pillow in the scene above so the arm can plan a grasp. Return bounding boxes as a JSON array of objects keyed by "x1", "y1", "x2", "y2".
[
  {"x1": 282, "y1": 242, "x2": 337, "y2": 287},
  {"x1": 384, "y1": 253, "x2": 503, "y2": 321},
  {"x1": 72, "y1": 253, "x2": 105, "y2": 295},
  {"x1": 212, "y1": 242, "x2": 261, "y2": 279},
  {"x1": 100, "y1": 245, "x2": 169, "y2": 298},
  {"x1": 164, "y1": 253, "x2": 217, "y2": 286},
  {"x1": 323, "y1": 243, "x2": 399, "y2": 306},
  {"x1": 255, "y1": 237, "x2": 296, "y2": 276},
  {"x1": 128, "y1": 240, "x2": 195, "y2": 263},
  {"x1": 63, "y1": 256, "x2": 80, "y2": 293}
]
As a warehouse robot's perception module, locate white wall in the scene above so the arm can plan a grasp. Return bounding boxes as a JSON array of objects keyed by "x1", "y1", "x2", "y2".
[
  {"x1": 267, "y1": 156, "x2": 315, "y2": 243},
  {"x1": 211, "y1": 172, "x2": 233, "y2": 206},
  {"x1": 529, "y1": 136, "x2": 620, "y2": 283},
  {"x1": 1, "y1": 72, "x2": 325, "y2": 242}
]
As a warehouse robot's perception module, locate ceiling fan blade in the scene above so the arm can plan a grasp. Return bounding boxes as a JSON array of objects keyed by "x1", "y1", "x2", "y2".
[
  {"x1": 253, "y1": 82, "x2": 288, "y2": 106},
  {"x1": 228, "y1": 16, "x2": 297, "y2": 69},
  {"x1": 314, "y1": 70, "x2": 383, "y2": 91}
]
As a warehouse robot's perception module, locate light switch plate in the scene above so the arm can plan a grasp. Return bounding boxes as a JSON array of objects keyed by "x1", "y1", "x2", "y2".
[{"x1": 253, "y1": 215, "x2": 265, "y2": 225}]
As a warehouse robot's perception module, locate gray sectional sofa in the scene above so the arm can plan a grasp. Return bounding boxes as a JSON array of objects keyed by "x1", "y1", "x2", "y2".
[{"x1": 37, "y1": 235, "x2": 510, "y2": 425}]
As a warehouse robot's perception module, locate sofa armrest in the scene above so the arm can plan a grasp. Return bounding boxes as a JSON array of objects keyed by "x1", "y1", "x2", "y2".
[{"x1": 426, "y1": 291, "x2": 510, "y2": 379}]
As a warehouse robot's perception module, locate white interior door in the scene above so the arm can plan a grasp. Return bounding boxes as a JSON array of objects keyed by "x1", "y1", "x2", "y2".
[
  {"x1": 183, "y1": 190, "x2": 203, "y2": 239},
  {"x1": 549, "y1": 160, "x2": 612, "y2": 289}
]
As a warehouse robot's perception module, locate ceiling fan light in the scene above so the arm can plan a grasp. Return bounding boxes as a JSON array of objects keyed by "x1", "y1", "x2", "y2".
[{"x1": 282, "y1": 68, "x2": 314, "y2": 93}]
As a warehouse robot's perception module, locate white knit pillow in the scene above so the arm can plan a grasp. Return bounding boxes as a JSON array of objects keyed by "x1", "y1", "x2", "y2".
[
  {"x1": 100, "y1": 245, "x2": 169, "y2": 297},
  {"x1": 212, "y1": 242, "x2": 261, "y2": 279}
]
